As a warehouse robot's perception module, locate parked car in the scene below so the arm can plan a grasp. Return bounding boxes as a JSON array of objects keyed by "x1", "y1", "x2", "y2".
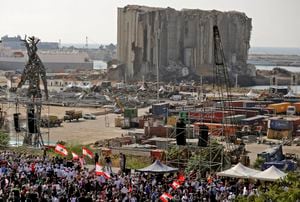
[{"x1": 83, "y1": 114, "x2": 96, "y2": 120}]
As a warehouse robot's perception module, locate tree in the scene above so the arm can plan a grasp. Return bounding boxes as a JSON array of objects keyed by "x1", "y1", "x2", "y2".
[{"x1": 0, "y1": 131, "x2": 10, "y2": 147}]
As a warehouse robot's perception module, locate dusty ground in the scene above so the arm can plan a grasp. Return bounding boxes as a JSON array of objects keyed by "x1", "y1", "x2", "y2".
[
  {"x1": 5, "y1": 104, "x2": 149, "y2": 145},
  {"x1": 246, "y1": 143, "x2": 300, "y2": 165}
]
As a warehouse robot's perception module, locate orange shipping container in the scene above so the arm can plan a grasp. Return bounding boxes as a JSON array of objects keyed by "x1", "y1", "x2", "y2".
[
  {"x1": 292, "y1": 102, "x2": 300, "y2": 114},
  {"x1": 267, "y1": 102, "x2": 291, "y2": 114}
]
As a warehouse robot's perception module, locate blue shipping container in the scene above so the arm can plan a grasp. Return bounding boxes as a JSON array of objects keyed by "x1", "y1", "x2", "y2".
[
  {"x1": 269, "y1": 119, "x2": 293, "y2": 130},
  {"x1": 152, "y1": 103, "x2": 169, "y2": 117}
]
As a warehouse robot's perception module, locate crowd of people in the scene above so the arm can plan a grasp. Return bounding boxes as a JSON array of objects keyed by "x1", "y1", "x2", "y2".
[{"x1": 0, "y1": 150, "x2": 266, "y2": 201}]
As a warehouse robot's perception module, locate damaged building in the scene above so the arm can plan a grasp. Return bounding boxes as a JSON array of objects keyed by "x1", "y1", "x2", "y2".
[{"x1": 116, "y1": 5, "x2": 254, "y2": 82}]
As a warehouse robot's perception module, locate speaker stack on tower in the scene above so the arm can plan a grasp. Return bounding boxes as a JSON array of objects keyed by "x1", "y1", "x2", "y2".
[
  {"x1": 13, "y1": 113, "x2": 21, "y2": 132},
  {"x1": 176, "y1": 119, "x2": 186, "y2": 146},
  {"x1": 27, "y1": 109, "x2": 37, "y2": 133},
  {"x1": 198, "y1": 125, "x2": 209, "y2": 147}
]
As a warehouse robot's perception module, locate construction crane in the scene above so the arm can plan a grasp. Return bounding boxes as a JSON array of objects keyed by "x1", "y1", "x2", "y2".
[{"x1": 213, "y1": 26, "x2": 246, "y2": 164}]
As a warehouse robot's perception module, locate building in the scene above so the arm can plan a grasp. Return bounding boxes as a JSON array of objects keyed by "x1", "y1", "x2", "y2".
[{"x1": 117, "y1": 5, "x2": 253, "y2": 81}]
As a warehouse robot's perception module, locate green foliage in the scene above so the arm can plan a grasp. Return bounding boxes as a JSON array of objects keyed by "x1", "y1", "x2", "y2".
[
  {"x1": 185, "y1": 142, "x2": 231, "y2": 175},
  {"x1": 0, "y1": 131, "x2": 10, "y2": 147},
  {"x1": 236, "y1": 173, "x2": 300, "y2": 202},
  {"x1": 126, "y1": 155, "x2": 152, "y2": 169},
  {"x1": 253, "y1": 157, "x2": 264, "y2": 170}
]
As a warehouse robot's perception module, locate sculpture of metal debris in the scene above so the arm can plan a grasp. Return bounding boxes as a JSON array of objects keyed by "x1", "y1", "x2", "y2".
[{"x1": 17, "y1": 36, "x2": 48, "y2": 146}]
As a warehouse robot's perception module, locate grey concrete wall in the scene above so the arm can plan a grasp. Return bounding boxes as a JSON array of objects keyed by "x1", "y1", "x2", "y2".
[{"x1": 117, "y1": 5, "x2": 252, "y2": 81}]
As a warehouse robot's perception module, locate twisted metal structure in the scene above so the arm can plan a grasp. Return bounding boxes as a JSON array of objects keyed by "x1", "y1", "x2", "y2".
[{"x1": 17, "y1": 36, "x2": 48, "y2": 146}]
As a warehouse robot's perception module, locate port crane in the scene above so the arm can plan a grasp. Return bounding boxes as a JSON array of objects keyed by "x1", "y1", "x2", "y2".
[{"x1": 213, "y1": 25, "x2": 246, "y2": 164}]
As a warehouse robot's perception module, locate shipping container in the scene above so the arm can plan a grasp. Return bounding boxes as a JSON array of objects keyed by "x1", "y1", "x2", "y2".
[
  {"x1": 152, "y1": 103, "x2": 169, "y2": 117},
  {"x1": 188, "y1": 111, "x2": 232, "y2": 123},
  {"x1": 179, "y1": 111, "x2": 188, "y2": 121},
  {"x1": 231, "y1": 109, "x2": 259, "y2": 118},
  {"x1": 167, "y1": 116, "x2": 177, "y2": 126},
  {"x1": 268, "y1": 102, "x2": 291, "y2": 114},
  {"x1": 223, "y1": 114, "x2": 246, "y2": 124},
  {"x1": 267, "y1": 128, "x2": 292, "y2": 139},
  {"x1": 124, "y1": 108, "x2": 138, "y2": 118},
  {"x1": 268, "y1": 119, "x2": 293, "y2": 130},
  {"x1": 193, "y1": 122, "x2": 236, "y2": 136},
  {"x1": 292, "y1": 102, "x2": 300, "y2": 114},
  {"x1": 241, "y1": 115, "x2": 268, "y2": 126}
]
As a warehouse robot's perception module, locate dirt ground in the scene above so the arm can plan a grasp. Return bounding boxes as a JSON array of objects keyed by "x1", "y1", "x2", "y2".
[
  {"x1": 246, "y1": 143, "x2": 300, "y2": 165},
  {"x1": 5, "y1": 104, "x2": 149, "y2": 145}
]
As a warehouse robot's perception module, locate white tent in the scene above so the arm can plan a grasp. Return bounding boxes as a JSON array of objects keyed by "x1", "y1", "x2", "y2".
[
  {"x1": 217, "y1": 163, "x2": 260, "y2": 178},
  {"x1": 284, "y1": 90, "x2": 296, "y2": 98},
  {"x1": 246, "y1": 89, "x2": 258, "y2": 98},
  {"x1": 251, "y1": 166, "x2": 287, "y2": 181},
  {"x1": 136, "y1": 160, "x2": 178, "y2": 173},
  {"x1": 138, "y1": 85, "x2": 146, "y2": 91}
]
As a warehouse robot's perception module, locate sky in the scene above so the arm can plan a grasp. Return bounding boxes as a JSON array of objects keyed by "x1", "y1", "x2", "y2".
[{"x1": 1, "y1": 0, "x2": 300, "y2": 47}]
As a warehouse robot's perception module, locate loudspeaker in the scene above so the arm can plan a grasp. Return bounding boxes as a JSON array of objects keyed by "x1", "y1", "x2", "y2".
[
  {"x1": 176, "y1": 119, "x2": 186, "y2": 145},
  {"x1": 27, "y1": 109, "x2": 37, "y2": 133},
  {"x1": 198, "y1": 125, "x2": 209, "y2": 147},
  {"x1": 13, "y1": 113, "x2": 20, "y2": 132}
]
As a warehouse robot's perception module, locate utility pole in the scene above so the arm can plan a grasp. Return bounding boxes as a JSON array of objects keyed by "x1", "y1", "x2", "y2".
[{"x1": 235, "y1": 74, "x2": 238, "y2": 88}]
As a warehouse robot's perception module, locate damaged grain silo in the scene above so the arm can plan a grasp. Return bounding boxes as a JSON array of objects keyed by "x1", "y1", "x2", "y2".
[{"x1": 116, "y1": 5, "x2": 255, "y2": 83}]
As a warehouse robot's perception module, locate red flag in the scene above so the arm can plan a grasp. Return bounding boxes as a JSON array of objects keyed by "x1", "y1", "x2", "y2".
[
  {"x1": 82, "y1": 147, "x2": 94, "y2": 159},
  {"x1": 55, "y1": 144, "x2": 68, "y2": 156},
  {"x1": 95, "y1": 163, "x2": 111, "y2": 179},
  {"x1": 171, "y1": 180, "x2": 181, "y2": 189},
  {"x1": 159, "y1": 193, "x2": 173, "y2": 202},
  {"x1": 71, "y1": 152, "x2": 79, "y2": 160},
  {"x1": 178, "y1": 174, "x2": 185, "y2": 183}
]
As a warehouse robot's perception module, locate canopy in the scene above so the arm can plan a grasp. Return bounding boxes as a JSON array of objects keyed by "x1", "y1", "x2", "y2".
[
  {"x1": 136, "y1": 160, "x2": 178, "y2": 173},
  {"x1": 251, "y1": 166, "x2": 287, "y2": 181},
  {"x1": 284, "y1": 90, "x2": 296, "y2": 97},
  {"x1": 138, "y1": 85, "x2": 146, "y2": 91},
  {"x1": 246, "y1": 89, "x2": 258, "y2": 98},
  {"x1": 217, "y1": 163, "x2": 260, "y2": 178}
]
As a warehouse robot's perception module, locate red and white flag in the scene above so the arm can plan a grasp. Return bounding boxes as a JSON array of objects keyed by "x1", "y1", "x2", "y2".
[
  {"x1": 159, "y1": 193, "x2": 173, "y2": 202},
  {"x1": 82, "y1": 147, "x2": 94, "y2": 159},
  {"x1": 171, "y1": 180, "x2": 181, "y2": 189},
  {"x1": 95, "y1": 163, "x2": 111, "y2": 179},
  {"x1": 55, "y1": 144, "x2": 68, "y2": 156},
  {"x1": 71, "y1": 152, "x2": 79, "y2": 160}
]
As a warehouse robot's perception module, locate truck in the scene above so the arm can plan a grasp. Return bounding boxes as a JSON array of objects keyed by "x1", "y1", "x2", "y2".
[
  {"x1": 64, "y1": 110, "x2": 82, "y2": 122},
  {"x1": 40, "y1": 115, "x2": 63, "y2": 127}
]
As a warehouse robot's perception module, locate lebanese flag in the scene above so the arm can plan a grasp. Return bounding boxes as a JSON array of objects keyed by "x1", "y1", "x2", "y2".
[
  {"x1": 171, "y1": 180, "x2": 181, "y2": 189},
  {"x1": 82, "y1": 147, "x2": 94, "y2": 159},
  {"x1": 159, "y1": 193, "x2": 173, "y2": 202},
  {"x1": 95, "y1": 163, "x2": 111, "y2": 179},
  {"x1": 55, "y1": 144, "x2": 68, "y2": 156},
  {"x1": 71, "y1": 152, "x2": 79, "y2": 160}
]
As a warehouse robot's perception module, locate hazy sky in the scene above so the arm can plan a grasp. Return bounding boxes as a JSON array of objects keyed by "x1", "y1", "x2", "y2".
[{"x1": 1, "y1": 0, "x2": 300, "y2": 47}]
